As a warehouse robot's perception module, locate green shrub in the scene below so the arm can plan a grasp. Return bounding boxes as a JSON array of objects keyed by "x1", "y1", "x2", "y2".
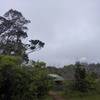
[{"x1": 0, "y1": 56, "x2": 51, "y2": 100}]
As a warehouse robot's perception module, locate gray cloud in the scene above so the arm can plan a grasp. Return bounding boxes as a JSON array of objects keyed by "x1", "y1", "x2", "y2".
[{"x1": 0, "y1": 0, "x2": 100, "y2": 67}]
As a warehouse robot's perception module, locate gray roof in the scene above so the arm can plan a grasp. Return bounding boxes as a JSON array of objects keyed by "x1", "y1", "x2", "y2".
[{"x1": 48, "y1": 74, "x2": 64, "y2": 81}]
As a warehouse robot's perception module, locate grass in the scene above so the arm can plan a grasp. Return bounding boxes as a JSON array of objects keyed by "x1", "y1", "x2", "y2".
[
  {"x1": 62, "y1": 90, "x2": 100, "y2": 100},
  {"x1": 67, "y1": 94, "x2": 100, "y2": 100},
  {"x1": 46, "y1": 80, "x2": 100, "y2": 100},
  {"x1": 62, "y1": 79, "x2": 100, "y2": 100},
  {"x1": 45, "y1": 91, "x2": 100, "y2": 100}
]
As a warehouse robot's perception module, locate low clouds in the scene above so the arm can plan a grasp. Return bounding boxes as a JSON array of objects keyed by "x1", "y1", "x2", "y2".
[{"x1": 0, "y1": 0, "x2": 100, "y2": 67}]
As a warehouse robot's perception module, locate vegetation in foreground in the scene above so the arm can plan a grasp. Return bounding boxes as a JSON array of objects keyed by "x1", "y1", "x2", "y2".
[{"x1": 0, "y1": 55, "x2": 52, "y2": 100}]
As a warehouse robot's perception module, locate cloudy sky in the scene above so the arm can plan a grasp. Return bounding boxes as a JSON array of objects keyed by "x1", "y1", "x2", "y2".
[{"x1": 0, "y1": 0, "x2": 100, "y2": 67}]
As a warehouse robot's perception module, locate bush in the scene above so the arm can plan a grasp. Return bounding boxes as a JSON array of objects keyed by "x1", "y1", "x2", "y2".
[{"x1": 0, "y1": 56, "x2": 51, "y2": 100}]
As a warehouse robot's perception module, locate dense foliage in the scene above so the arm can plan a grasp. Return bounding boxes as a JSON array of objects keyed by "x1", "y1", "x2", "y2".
[
  {"x1": 0, "y1": 56, "x2": 51, "y2": 100},
  {"x1": 48, "y1": 62, "x2": 99, "y2": 94}
]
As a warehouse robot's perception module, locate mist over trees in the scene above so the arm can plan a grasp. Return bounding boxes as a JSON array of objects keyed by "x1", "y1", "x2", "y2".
[{"x1": 47, "y1": 62, "x2": 100, "y2": 80}]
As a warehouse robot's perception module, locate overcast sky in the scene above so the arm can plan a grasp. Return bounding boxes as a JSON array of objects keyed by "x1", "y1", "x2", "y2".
[{"x1": 0, "y1": 0, "x2": 100, "y2": 67}]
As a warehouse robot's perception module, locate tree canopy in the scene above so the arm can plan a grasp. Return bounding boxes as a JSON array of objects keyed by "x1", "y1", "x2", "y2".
[{"x1": 0, "y1": 9, "x2": 45, "y2": 63}]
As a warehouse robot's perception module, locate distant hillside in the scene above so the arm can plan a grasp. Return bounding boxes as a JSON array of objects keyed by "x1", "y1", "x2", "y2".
[{"x1": 47, "y1": 63, "x2": 100, "y2": 80}]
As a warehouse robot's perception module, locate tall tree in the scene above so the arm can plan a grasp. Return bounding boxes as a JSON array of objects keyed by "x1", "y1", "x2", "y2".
[
  {"x1": 74, "y1": 62, "x2": 88, "y2": 92},
  {"x1": 0, "y1": 9, "x2": 44, "y2": 63}
]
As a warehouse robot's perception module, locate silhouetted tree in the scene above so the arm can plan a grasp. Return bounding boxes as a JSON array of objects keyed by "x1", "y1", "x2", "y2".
[{"x1": 0, "y1": 9, "x2": 44, "y2": 63}]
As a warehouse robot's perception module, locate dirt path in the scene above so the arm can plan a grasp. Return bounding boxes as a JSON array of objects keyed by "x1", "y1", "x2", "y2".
[{"x1": 49, "y1": 91, "x2": 65, "y2": 100}]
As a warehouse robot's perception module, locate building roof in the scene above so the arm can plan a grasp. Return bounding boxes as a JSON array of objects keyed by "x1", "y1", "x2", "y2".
[{"x1": 48, "y1": 74, "x2": 64, "y2": 81}]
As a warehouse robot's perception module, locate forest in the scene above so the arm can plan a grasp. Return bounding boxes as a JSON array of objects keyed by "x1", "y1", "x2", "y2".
[{"x1": 0, "y1": 9, "x2": 100, "y2": 100}]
